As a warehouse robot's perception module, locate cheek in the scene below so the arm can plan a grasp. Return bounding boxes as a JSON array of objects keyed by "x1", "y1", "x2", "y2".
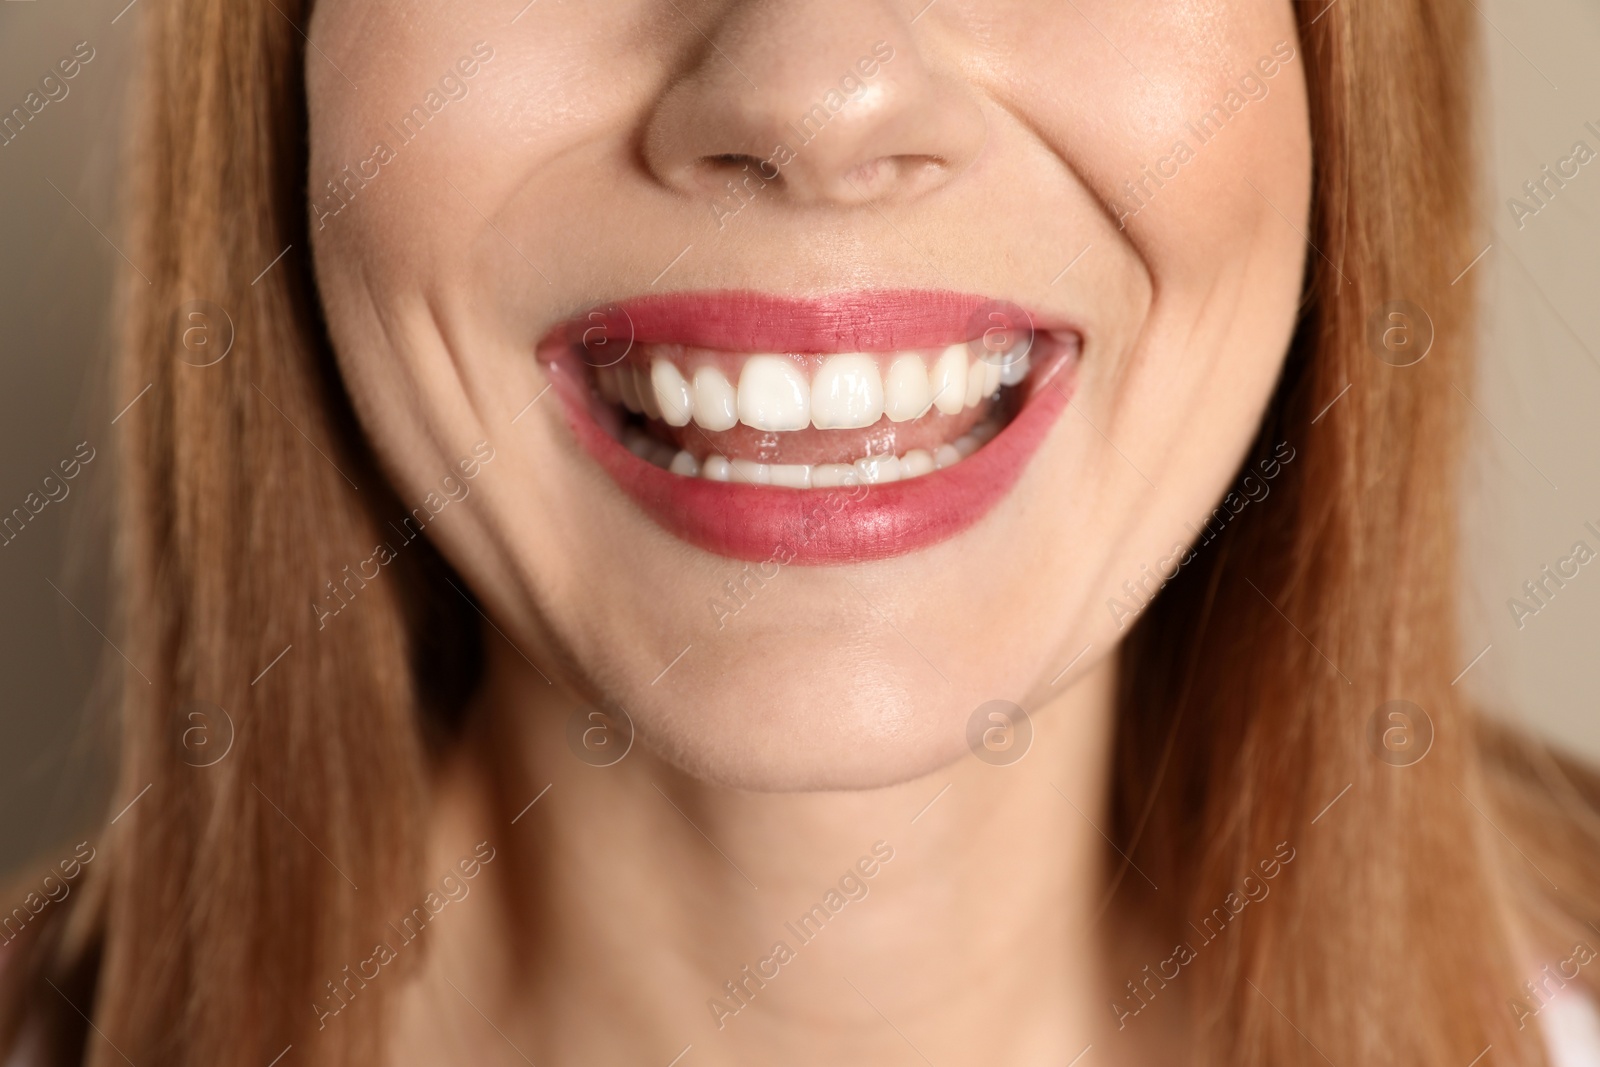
[{"x1": 984, "y1": 0, "x2": 1311, "y2": 629}]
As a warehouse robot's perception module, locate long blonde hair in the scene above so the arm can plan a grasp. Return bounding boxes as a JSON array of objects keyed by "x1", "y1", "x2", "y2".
[{"x1": 5, "y1": 1, "x2": 1599, "y2": 1063}]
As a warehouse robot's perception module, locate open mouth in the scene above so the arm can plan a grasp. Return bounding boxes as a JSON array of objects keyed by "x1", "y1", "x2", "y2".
[{"x1": 536, "y1": 290, "x2": 1081, "y2": 564}]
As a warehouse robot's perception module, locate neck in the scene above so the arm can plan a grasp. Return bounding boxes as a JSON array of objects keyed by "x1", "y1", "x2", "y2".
[{"x1": 396, "y1": 642, "x2": 1130, "y2": 1065}]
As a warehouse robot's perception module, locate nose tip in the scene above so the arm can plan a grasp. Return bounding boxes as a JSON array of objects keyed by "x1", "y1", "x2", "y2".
[{"x1": 642, "y1": 4, "x2": 985, "y2": 209}]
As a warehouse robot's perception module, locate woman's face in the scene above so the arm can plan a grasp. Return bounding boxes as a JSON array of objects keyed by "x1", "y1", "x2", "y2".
[{"x1": 307, "y1": 0, "x2": 1310, "y2": 790}]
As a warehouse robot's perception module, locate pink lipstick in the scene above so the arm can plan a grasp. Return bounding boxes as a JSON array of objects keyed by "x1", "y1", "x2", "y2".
[{"x1": 537, "y1": 290, "x2": 1081, "y2": 564}]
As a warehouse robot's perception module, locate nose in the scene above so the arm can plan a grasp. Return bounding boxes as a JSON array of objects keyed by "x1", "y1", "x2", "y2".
[{"x1": 642, "y1": 0, "x2": 986, "y2": 208}]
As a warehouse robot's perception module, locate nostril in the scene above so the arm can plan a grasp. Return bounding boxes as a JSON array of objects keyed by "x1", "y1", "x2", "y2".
[
  {"x1": 838, "y1": 154, "x2": 946, "y2": 201},
  {"x1": 691, "y1": 153, "x2": 788, "y2": 199},
  {"x1": 700, "y1": 153, "x2": 780, "y2": 181},
  {"x1": 706, "y1": 153, "x2": 765, "y2": 169}
]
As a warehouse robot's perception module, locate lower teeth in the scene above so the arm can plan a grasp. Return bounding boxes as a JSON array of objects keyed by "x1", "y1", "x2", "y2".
[{"x1": 623, "y1": 418, "x2": 1001, "y2": 488}]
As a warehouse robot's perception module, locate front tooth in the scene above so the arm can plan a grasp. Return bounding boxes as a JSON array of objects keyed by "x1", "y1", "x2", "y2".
[
  {"x1": 854, "y1": 454, "x2": 902, "y2": 484},
  {"x1": 669, "y1": 450, "x2": 700, "y2": 476},
  {"x1": 737, "y1": 356, "x2": 810, "y2": 431},
  {"x1": 930, "y1": 345, "x2": 967, "y2": 416},
  {"x1": 731, "y1": 458, "x2": 771, "y2": 485},
  {"x1": 651, "y1": 360, "x2": 693, "y2": 426},
  {"x1": 811, "y1": 463, "x2": 861, "y2": 488},
  {"x1": 811, "y1": 354, "x2": 884, "y2": 429},
  {"x1": 767, "y1": 463, "x2": 812, "y2": 489},
  {"x1": 884, "y1": 354, "x2": 932, "y2": 422},
  {"x1": 934, "y1": 443, "x2": 962, "y2": 469},
  {"x1": 691, "y1": 366, "x2": 739, "y2": 431},
  {"x1": 701, "y1": 455, "x2": 733, "y2": 481},
  {"x1": 900, "y1": 449, "x2": 935, "y2": 478},
  {"x1": 964, "y1": 357, "x2": 985, "y2": 407},
  {"x1": 998, "y1": 350, "x2": 1031, "y2": 387}
]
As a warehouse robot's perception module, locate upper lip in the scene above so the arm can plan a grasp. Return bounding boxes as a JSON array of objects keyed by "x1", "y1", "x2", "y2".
[{"x1": 555, "y1": 288, "x2": 1064, "y2": 355}]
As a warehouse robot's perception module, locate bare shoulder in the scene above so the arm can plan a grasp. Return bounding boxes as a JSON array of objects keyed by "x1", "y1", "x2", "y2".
[{"x1": 1540, "y1": 985, "x2": 1600, "y2": 1067}]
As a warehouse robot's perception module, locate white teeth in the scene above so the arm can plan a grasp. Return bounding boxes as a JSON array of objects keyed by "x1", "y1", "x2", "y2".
[
  {"x1": 731, "y1": 458, "x2": 770, "y2": 485},
  {"x1": 884, "y1": 354, "x2": 932, "y2": 423},
  {"x1": 998, "y1": 350, "x2": 1031, "y2": 387},
  {"x1": 930, "y1": 345, "x2": 968, "y2": 416},
  {"x1": 636, "y1": 365, "x2": 662, "y2": 420},
  {"x1": 811, "y1": 463, "x2": 861, "y2": 488},
  {"x1": 964, "y1": 358, "x2": 986, "y2": 408},
  {"x1": 810, "y1": 354, "x2": 884, "y2": 430},
  {"x1": 900, "y1": 449, "x2": 935, "y2": 479},
  {"x1": 981, "y1": 357, "x2": 1003, "y2": 399},
  {"x1": 628, "y1": 419, "x2": 1004, "y2": 485},
  {"x1": 854, "y1": 454, "x2": 902, "y2": 484},
  {"x1": 608, "y1": 334, "x2": 1043, "y2": 431},
  {"x1": 738, "y1": 356, "x2": 810, "y2": 431},
  {"x1": 651, "y1": 360, "x2": 693, "y2": 427},
  {"x1": 691, "y1": 366, "x2": 739, "y2": 432},
  {"x1": 767, "y1": 463, "x2": 812, "y2": 489}
]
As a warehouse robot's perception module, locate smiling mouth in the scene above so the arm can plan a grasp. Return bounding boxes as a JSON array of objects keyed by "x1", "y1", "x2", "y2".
[
  {"x1": 537, "y1": 290, "x2": 1082, "y2": 563},
  {"x1": 598, "y1": 330, "x2": 1073, "y2": 486}
]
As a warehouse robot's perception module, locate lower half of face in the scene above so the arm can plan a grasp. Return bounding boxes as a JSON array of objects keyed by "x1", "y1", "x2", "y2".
[{"x1": 307, "y1": 0, "x2": 1311, "y2": 789}]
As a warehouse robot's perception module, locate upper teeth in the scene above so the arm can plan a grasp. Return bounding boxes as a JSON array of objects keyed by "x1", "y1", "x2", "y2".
[{"x1": 596, "y1": 343, "x2": 1027, "y2": 432}]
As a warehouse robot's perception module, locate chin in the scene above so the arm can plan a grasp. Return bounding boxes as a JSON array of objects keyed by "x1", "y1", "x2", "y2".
[{"x1": 609, "y1": 640, "x2": 979, "y2": 793}]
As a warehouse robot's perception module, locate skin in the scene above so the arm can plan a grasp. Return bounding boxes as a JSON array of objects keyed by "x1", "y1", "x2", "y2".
[{"x1": 305, "y1": 0, "x2": 1310, "y2": 1061}]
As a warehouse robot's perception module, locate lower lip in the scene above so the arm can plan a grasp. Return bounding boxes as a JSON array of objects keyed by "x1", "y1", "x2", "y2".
[{"x1": 544, "y1": 354, "x2": 1077, "y2": 566}]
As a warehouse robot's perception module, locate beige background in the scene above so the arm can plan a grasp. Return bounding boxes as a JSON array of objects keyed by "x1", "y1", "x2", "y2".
[{"x1": 1, "y1": 1, "x2": 1596, "y2": 878}]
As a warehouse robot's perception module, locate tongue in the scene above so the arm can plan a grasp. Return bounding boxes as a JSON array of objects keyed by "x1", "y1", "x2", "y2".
[{"x1": 645, "y1": 398, "x2": 999, "y2": 465}]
